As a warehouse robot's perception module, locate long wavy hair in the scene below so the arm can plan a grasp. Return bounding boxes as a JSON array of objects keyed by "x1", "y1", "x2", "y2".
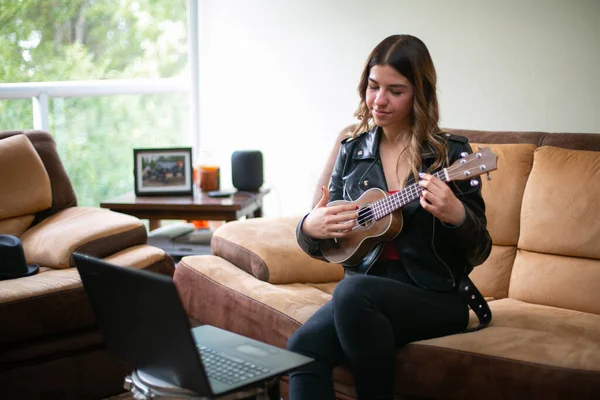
[{"x1": 353, "y1": 35, "x2": 447, "y2": 182}]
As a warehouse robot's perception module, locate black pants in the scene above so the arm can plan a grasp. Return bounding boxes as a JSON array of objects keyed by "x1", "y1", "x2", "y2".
[{"x1": 287, "y1": 264, "x2": 468, "y2": 400}]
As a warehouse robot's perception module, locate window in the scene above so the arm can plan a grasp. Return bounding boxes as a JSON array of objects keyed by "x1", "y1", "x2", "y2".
[{"x1": 0, "y1": 0, "x2": 190, "y2": 206}]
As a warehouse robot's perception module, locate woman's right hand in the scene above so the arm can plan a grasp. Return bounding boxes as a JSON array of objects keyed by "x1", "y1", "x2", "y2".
[{"x1": 302, "y1": 186, "x2": 358, "y2": 239}]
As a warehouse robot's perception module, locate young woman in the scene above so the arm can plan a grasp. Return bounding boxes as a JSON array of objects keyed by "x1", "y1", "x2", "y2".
[{"x1": 288, "y1": 35, "x2": 492, "y2": 399}]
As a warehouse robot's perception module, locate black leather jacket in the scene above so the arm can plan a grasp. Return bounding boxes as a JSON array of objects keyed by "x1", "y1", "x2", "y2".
[{"x1": 297, "y1": 126, "x2": 492, "y2": 291}]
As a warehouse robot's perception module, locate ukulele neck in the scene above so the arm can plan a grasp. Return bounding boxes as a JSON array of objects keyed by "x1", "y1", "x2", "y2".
[{"x1": 371, "y1": 170, "x2": 446, "y2": 220}]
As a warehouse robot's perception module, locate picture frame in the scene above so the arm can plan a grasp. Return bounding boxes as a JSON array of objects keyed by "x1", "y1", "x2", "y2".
[{"x1": 133, "y1": 147, "x2": 193, "y2": 196}]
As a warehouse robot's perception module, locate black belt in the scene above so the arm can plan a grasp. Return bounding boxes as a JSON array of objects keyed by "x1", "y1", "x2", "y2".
[{"x1": 457, "y1": 275, "x2": 492, "y2": 332}]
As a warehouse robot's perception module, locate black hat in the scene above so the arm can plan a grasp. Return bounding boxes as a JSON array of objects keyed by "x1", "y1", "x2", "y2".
[{"x1": 0, "y1": 234, "x2": 39, "y2": 281}]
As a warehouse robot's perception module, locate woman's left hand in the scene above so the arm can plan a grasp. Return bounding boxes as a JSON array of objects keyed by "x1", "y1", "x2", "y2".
[{"x1": 418, "y1": 173, "x2": 466, "y2": 226}]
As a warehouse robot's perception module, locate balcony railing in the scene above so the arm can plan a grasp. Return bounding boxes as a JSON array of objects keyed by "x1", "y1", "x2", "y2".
[
  {"x1": 0, "y1": 78, "x2": 189, "y2": 131},
  {"x1": 0, "y1": 0, "x2": 200, "y2": 146},
  {"x1": 0, "y1": 80, "x2": 193, "y2": 207}
]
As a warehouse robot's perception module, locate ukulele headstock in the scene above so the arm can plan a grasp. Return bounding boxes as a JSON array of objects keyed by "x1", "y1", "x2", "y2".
[{"x1": 447, "y1": 147, "x2": 498, "y2": 182}]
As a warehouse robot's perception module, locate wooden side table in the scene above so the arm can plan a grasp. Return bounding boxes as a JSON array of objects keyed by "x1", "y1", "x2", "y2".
[{"x1": 100, "y1": 188, "x2": 269, "y2": 231}]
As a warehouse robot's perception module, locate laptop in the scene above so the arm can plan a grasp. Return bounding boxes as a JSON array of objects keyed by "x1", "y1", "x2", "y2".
[{"x1": 73, "y1": 253, "x2": 312, "y2": 397}]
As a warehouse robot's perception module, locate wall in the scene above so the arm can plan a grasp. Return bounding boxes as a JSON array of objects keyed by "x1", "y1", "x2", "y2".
[{"x1": 196, "y1": 0, "x2": 600, "y2": 217}]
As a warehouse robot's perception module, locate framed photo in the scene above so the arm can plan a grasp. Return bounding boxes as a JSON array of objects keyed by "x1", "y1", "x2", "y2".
[{"x1": 133, "y1": 147, "x2": 193, "y2": 196}]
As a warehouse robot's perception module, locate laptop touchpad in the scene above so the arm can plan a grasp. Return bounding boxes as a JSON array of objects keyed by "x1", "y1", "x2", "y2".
[{"x1": 235, "y1": 344, "x2": 270, "y2": 357}]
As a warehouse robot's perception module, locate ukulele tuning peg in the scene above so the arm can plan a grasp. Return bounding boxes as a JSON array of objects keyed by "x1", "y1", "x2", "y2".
[
  {"x1": 470, "y1": 179, "x2": 479, "y2": 187},
  {"x1": 486, "y1": 172, "x2": 492, "y2": 181},
  {"x1": 460, "y1": 152, "x2": 469, "y2": 158}
]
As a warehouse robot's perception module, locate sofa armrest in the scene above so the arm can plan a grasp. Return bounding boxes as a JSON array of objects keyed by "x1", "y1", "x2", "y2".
[
  {"x1": 211, "y1": 217, "x2": 344, "y2": 284},
  {"x1": 21, "y1": 207, "x2": 147, "y2": 268}
]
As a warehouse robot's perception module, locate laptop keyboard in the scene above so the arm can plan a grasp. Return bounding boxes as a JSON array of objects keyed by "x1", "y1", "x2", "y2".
[{"x1": 198, "y1": 346, "x2": 271, "y2": 385}]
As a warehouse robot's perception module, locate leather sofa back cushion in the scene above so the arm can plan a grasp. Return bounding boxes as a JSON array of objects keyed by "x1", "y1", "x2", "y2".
[
  {"x1": 509, "y1": 250, "x2": 600, "y2": 315},
  {"x1": 518, "y1": 146, "x2": 600, "y2": 259},
  {"x1": 0, "y1": 130, "x2": 78, "y2": 218},
  {"x1": 510, "y1": 146, "x2": 600, "y2": 315},
  {"x1": 0, "y1": 215, "x2": 35, "y2": 237},
  {"x1": 469, "y1": 244, "x2": 515, "y2": 300},
  {"x1": 470, "y1": 143, "x2": 536, "y2": 246},
  {"x1": 0, "y1": 135, "x2": 52, "y2": 220},
  {"x1": 464, "y1": 143, "x2": 535, "y2": 299},
  {"x1": 211, "y1": 217, "x2": 344, "y2": 284}
]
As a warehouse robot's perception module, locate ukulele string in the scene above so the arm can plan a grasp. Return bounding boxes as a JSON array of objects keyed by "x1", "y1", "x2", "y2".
[
  {"x1": 352, "y1": 171, "x2": 441, "y2": 228},
  {"x1": 351, "y1": 183, "x2": 423, "y2": 229},
  {"x1": 349, "y1": 156, "x2": 486, "y2": 229}
]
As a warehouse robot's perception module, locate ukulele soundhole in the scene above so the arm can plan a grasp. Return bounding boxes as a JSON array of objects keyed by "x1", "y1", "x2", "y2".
[{"x1": 356, "y1": 206, "x2": 375, "y2": 229}]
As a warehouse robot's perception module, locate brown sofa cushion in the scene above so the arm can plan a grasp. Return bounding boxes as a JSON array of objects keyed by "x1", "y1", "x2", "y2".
[
  {"x1": 0, "y1": 135, "x2": 52, "y2": 220},
  {"x1": 20, "y1": 207, "x2": 148, "y2": 268},
  {"x1": 388, "y1": 298, "x2": 600, "y2": 400},
  {"x1": 0, "y1": 215, "x2": 35, "y2": 237},
  {"x1": 509, "y1": 250, "x2": 600, "y2": 315},
  {"x1": 0, "y1": 130, "x2": 78, "y2": 219},
  {"x1": 178, "y1": 255, "x2": 332, "y2": 325},
  {"x1": 469, "y1": 244, "x2": 515, "y2": 300},
  {"x1": 175, "y1": 255, "x2": 320, "y2": 351},
  {"x1": 519, "y1": 146, "x2": 600, "y2": 259},
  {"x1": 471, "y1": 143, "x2": 536, "y2": 246},
  {"x1": 508, "y1": 146, "x2": 600, "y2": 315},
  {"x1": 0, "y1": 244, "x2": 173, "y2": 346},
  {"x1": 466, "y1": 143, "x2": 536, "y2": 300},
  {"x1": 211, "y1": 217, "x2": 344, "y2": 284}
]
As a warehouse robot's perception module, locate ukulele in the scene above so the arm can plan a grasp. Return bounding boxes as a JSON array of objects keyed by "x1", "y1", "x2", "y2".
[{"x1": 320, "y1": 147, "x2": 497, "y2": 265}]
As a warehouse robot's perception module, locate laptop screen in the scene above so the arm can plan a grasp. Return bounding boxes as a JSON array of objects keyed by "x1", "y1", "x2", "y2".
[{"x1": 74, "y1": 253, "x2": 212, "y2": 395}]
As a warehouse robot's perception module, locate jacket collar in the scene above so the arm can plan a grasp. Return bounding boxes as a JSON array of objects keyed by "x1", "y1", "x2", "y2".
[
  {"x1": 351, "y1": 126, "x2": 380, "y2": 160},
  {"x1": 353, "y1": 126, "x2": 437, "y2": 161}
]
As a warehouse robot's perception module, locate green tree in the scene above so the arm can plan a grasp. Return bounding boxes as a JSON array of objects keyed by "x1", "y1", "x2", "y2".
[{"x1": 0, "y1": 0, "x2": 189, "y2": 206}]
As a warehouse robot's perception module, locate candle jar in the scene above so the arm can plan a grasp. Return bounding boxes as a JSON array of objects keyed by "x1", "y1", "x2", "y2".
[
  {"x1": 199, "y1": 165, "x2": 220, "y2": 192},
  {"x1": 196, "y1": 150, "x2": 220, "y2": 192}
]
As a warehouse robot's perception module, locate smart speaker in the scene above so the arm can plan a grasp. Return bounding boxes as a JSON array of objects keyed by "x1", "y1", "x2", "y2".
[{"x1": 231, "y1": 150, "x2": 263, "y2": 191}]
